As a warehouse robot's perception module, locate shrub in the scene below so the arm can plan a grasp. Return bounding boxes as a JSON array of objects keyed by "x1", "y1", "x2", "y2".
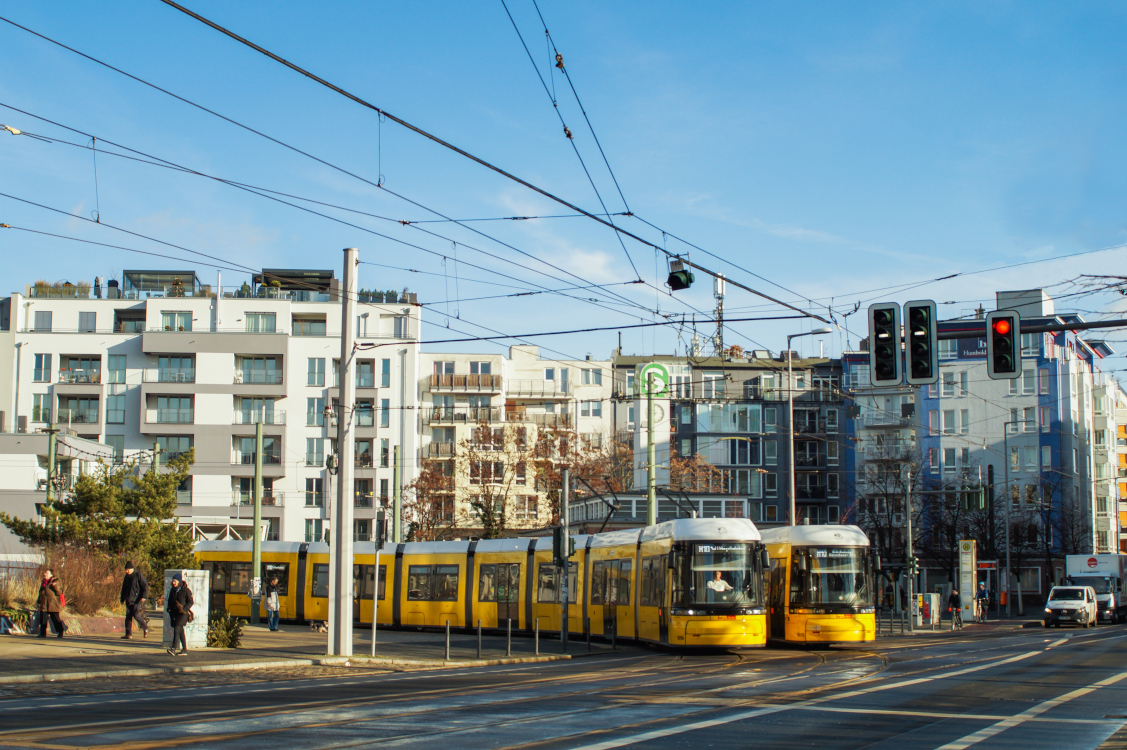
[
  {"x1": 207, "y1": 608, "x2": 244, "y2": 648},
  {"x1": 45, "y1": 546, "x2": 121, "y2": 615},
  {"x1": 1, "y1": 607, "x2": 29, "y2": 630},
  {"x1": 0, "y1": 567, "x2": 40, "y2": 609}
]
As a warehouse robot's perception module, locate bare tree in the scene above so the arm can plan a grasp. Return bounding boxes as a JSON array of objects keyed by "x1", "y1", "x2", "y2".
[{"x1": 402, "y1": 458, "x2": 456, "y2": 542}]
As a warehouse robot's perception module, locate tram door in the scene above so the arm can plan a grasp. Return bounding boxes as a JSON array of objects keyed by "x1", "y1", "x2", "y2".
[
  {"x1": 768, "y1": 558, "x2": 786, "y2": 639},
  {"x1": 354, "y1": 565, "x2": 374, "y2": 624},
  {"x1": 205, "y1": 562, "x2": 228, "y2": 612},
  {"x1": 496, "y1": 563, "x2": 521, "y2": 627}
]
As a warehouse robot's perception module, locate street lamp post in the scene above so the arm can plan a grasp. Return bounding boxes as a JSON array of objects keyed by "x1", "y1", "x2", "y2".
[
  {"x1": 786, "y1": 328, "x2": 833, "y2": 526},
  {"x1": 1002, "y1": 418, "x2": 1034, "y2": 618}
]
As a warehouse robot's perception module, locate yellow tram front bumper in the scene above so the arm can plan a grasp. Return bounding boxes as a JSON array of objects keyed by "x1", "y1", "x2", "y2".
[
  {"x1": 672, "y1": 614, "x2": 767, "y2": 647},
  {"x1": 793, "y1": 613, "x2": 875, "y2": 643}
]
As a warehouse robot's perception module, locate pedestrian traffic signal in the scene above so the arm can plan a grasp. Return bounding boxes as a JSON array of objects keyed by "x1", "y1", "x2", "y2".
[
  {"x1": 667, "y1": 259, "x2": 694, "y2": 291},
  {"x1": 960, "y1": 487, "x2": 985, "y2": 511},
  {"x1": 868, "y1": 303, "x2": 902, "y2": 385},
  {"x1": 903, "y1": 300, "x2": 938, "y2": 385},
  {"x1": 986, "y1": 310, "x2": 1021, "y2": 380},
  {"x1": 907, "y1": 556, "x2": 919, "y2": 575}
]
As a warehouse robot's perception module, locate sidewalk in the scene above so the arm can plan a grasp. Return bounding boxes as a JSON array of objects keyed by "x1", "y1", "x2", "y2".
[
  {"x1": 0, "y1": 621, "x2": 630, "y2": 685},
  {"x1": 874, "y1": 615, "x2": 1043, "y2": 640}
]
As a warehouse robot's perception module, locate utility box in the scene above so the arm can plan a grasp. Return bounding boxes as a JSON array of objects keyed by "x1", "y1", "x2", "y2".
[
  {"x1": 915, "y1": 593, "x2": 940, "y2": 627},
  {"x1": 163, "y1": 569, "x2": 210, "y2": 649}
]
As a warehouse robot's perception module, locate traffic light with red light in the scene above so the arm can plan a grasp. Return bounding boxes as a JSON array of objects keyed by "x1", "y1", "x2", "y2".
[
  {"x1": 868, "y1": 303, "x2": 902, "y2": 386},
  {"x1": 986, "y1": 310, "x2": 1021, "y2": 379},
  {"x1": 903, "y1": 300, "x2": 938, "y2": 385}
]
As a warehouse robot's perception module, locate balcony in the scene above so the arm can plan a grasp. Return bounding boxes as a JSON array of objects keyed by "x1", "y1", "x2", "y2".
[
  {"x1": 426, "y1": 442, "x2": 455, "y2": 458},
  {"x1": 859, "y1": 412, "x2": 908, "y2": 428},
  {"x1": 143, "y1": 368, "x2": 196, "y2": 383},
  {"x1": 114, "y1": 320, "x2": 146, "y2": 334},
  {"x1": 58, "y1": 369, "x2": 101, "y2": 384},
  {"x1": 505, "y1": 411, "x2": 573, "y2": 428},
  {"x1": 153, "y1": 408, "x2": 194, "y2": 424},
  {"x1": 175, "y1": 490, "x2": 192, "y2": 506},
  {"x1": 862, "y1": 443, "x2": 915, "y2": 460},
  {"x1": 232, "y1": 450, "x2": 282, "y2": 465},
  {"x1": 355, "y1": 454, "x2": 374, "y2": 468},
  {"x1": 797, "y1": 486, "x2": 827, "y2": 500},
  {"x1": 232, "y1": 491, "x2": 284, "y2": 507},
  {"x1": 57, "y1": 408, "x2": 99, "y2": 425},
  {"x1": 428, "y1": 373, "x2": 502, "y2": 392},
  {"x1": 506, "y1": 379, "x2": 568, "y2": 398},
  {"x1": 233, "y1": 410, "x2": 286, "y2": 425},
  {"x1": 795, "y1": 455, "x2": 822, "y2": 468},
  {"x1": 354, "y1": 494, "x2": 374, "y2": 509},
  {"x1": 234, "y1": 371, "x2": 283, "y2": 385},
  {"x1": 424, "y1": 407, "x2": 503, "y2": 424}
]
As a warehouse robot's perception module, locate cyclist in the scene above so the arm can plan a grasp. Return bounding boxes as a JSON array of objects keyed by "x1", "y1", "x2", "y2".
[
  {"x1": 948, "y1": 588, "x2": 963, "y2": 629},
  {"x1": 975, "y1": 582, "x2": 989, "y2": 623}
]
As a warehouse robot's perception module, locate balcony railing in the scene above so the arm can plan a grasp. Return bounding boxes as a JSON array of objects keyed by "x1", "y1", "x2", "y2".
[
  {"x1": 143, "y1": 368, "x2": 196, "y2": 383},
  {"x1": 860, "y1": 412, "x2": 908, "y2": 427},
  {"x1": 862, "y1": 443, "x2": 914, "y2": 459},
  {"x1": 795, "y1": 455, "x2": 822, "y2": 468},
  {"x1": 234, "y1": 370, "x2": 283, "y2": 385},
  {"x1": 114, "y1": 320, "x2": 146, "y2": 333},
  {"x1": 505, "y1": 411, "x2": 572, "y2": 428},
  {"x1": 175, "y1": 490, "x2": 192, "y2": 505},
  {"x1": 57, "y1": 408, "x2": 99, "y2": 424},
  {"x1": 355, "y1": 454, "x2": 374, "y2": 468},
  {"x1": 154, "y1": 408, "x2": 194, "y2": 424},
  {"x1": 354, "y1": 494, "x2": 374, "y2": 509},
  {"x1": 356, "y1": 409, "x2": 374, "y2": 427},
  {"x1": 506, "y1": 379, "x2": 569, "y2": 397},
  {"x1": 232, "y1": 491, "x2": 284, "y2": 506},
  {"x1": 428, "y1": 373, "x2": 502, "y2": 391},
  {"x1": 426, "y1": 442, "x2": 454, "y2": 458},
  {"x1": 233, "y1": 410, "x2": 286, "y2": 425},
  {"x1": 797, "y1": 486, "x2": 827, "y2": 500},
  {"x1": 58, "y1": 369, "x2": 101, "y2": 384},
  {"x1": 233, "y1": 451, "x2": 282, "y2": 465},
  {"x1": 424, "y1": 407, "x2": 503, "y2": 424}
]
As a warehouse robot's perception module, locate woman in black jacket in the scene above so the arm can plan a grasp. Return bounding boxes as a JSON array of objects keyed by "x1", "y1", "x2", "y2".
[{"x1": 165, "y1": 573, "x2": 193, "y2": 656}]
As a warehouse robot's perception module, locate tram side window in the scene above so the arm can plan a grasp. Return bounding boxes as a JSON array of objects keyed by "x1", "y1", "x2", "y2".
[
  {"x1": 536, "y1": 563, "x2": 577, "y2": 604},
  {"x1": 312, "y1": 563, "x2": 330, "y2": 598},
  {"x1": 590, "y1": 561, "x2": 606, "y2": 605},
  {"x1": 640, "y1": 556, "x2": 665, "y2": 607},
  {"x1": 618, "y1": 560, "x2": 632, "y2": 606},
  {"x1": 479, "y1": 564, "x2": 497, "y2": 602},
  {"x1": 263, "y1": 563, "x2": 289, "y2": 596},
  {"x1": 354, "y1": 564, "x2": 387, "y2": 601},
  {"x1": 407, "y1": 564, "x2": 460, "y2": 601},
  {"x1": 207, "y1": 562, "x2": 230, "y2": 592},
  {"x1": 228, "y1": 562, "x2": 252, "y2": 594}
]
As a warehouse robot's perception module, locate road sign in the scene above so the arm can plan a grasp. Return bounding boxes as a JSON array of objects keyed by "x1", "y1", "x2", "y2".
[{"x1": 636, "y1": 363, "x2": 670, "y2": 397}]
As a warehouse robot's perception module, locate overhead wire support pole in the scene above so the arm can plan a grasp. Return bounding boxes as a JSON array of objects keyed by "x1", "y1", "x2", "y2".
[
  {"x1": 329, "y1": 246, "x2": 359, "y2": 657},
  {"x1": 647, "y1": 372, "x2": 656, "y2": 527},
  {"x1": 155, "y1": 0, "x2": 833, "y2": 324},
  {"x1": 251, "y1": 420, "x2": 263, "y2": 625}
]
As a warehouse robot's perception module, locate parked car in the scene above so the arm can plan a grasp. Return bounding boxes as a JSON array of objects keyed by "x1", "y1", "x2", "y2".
[{"x1": 1043, "y1": 586, "x2": 1098, "y2": 628}]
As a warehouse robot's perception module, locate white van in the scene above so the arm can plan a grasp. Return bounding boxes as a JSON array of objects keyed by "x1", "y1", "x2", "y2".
[{"x1": 1043, "y1": 586, "x2": 1098, "y2": 628}]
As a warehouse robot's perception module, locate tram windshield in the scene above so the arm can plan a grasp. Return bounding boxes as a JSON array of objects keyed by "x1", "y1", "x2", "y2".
[
  {"x1": 680, "y1": 543, "x2": 761, "y2": 607},
  {"x1": 790, "y1": 547, "x2": 872, "y2": 608}
]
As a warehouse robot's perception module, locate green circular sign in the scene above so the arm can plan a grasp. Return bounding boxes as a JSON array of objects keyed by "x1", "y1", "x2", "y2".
[{"x1": 637, "y1": 363, "x2": 670, "y2": 397}]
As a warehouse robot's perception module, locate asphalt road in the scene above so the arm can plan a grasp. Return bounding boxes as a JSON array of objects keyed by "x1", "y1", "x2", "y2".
[{"x1": 2, "y1": 626, "x2": 1126, "y2": 749}]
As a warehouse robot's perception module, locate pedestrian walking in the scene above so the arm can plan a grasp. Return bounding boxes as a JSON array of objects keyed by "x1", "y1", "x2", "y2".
[
  {"x1": 165, "y1": 573, "x2": 194, "y2": 656},
  {"x1": 36, "y1": 568, "x2": 67, "y2": 639},
  {"x1": 119, "y1": 560, "x2": 150, "y2": 640},
  {"x1": 265, "y1": 576, "x2": 281, "y2": 632}
]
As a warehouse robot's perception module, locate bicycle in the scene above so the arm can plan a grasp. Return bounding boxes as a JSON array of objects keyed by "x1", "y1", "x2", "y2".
[
  {"x1": 974, "y1": 600, "x2": 987, "y2": 623},
  {"x1": 952, "y1": 608, "x2": 963, "y2": 630}
]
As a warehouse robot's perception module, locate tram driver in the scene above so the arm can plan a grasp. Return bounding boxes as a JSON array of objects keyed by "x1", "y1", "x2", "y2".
[{"x1": 707, "y1": 570, "x2": 735, "y2": 602}]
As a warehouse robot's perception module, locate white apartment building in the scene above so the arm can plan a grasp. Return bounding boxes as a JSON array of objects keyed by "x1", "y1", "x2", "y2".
[
  {"x1": 418, "y1": 345, "x2": 613, "y2": 532},
  {"x1": 0, "y1": 269, "x2": 421, "y2": 545}
]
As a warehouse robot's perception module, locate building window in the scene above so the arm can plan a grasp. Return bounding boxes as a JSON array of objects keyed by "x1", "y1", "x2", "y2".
[
  {"x1": 1022, "y1": 368, "x2": 1035, "y2": 395},
  {"x1": 827, "y1": 505, "x2": 840, "y2": 523},
  {"x1": 307, "y1": 397, "x2": 325, "y2": 426},
  {"x1": 381, "y1": 358, "x2": 391, "y2": 387},
  {"x1": 161, "y1": 311, "x2": 192, "y2": 331},
  {"x1": 827, "y1": 474, "x2": 839, "y2": 499},
  {"x1": 1041, "y1": 446, "x2": 1051, "y2": 468},
  {"x1": 305, "y1": 519, "x2": 325, "y2": 543},
  {"x1": 582, "y1": 368, "x2": 602, "y2": 385},
  {"x1": 580, "y1": 400, "x2": 603, "y2": 417},
  {"x1": 765, "y1": 441, "x2": 777, "y2": 466},
  {"x1": 765, "y1": 474, "x2": 777, "y2": 498},
  {"x1": 105, "y1": 435, "x2": 125, "y2": 465},
  {"x1": 943, "y1": 410, "x2": 955, "y2": 435},
  {"x1": 470, "y1": 361, "x2": 491, "y2": 375},
  {"x1": 244, "y1": 312, "x2": 275, "y2": 333},
  {"x1": 381, "y1": 399, "x2": 390, "y2": 428},
  {"x1": 33, "y1": 354, "x2": 51, "y2": 382},
  {"x1": 78, "y1": 311, "x2": 96, "y2": 333},
  {"x1": 960, "y1": 371, "x2": 969, "y2": 396},
  {"x1": 381, "y1": 438, "x2": 390, "y2": 468},
  {"x1": 960, "y1": 409, "x2": 970, "y2": 434},
  {"x1": 1039, "y1": 407, "x2": 1050, "y2": 432},
  {"x1": 1021, "y1": 333, "x2": 1038, "y2": 356},
  {"x1": 515, "y1": 495, "x2": 538, "y2": 521},
  {"x1": 156, "y1": 436, "x2": 192, "y2": 461},
  {"x1": 928, "y1": 447, "x2": 939, "y2": 472},
  {"x1": 33, "y1": 310, "x2": 52, "y2": 332},
  {"x1": 939, "y1": 340, "x2": 957, "y2": 360},
  {"x1": 826, "y1": 441, "x2": 839, "y2": 466},
  {"x1": 306, "y1": 438, "x2": 324, "y2": 467},
  {"x1": 942, "y1": 373, "x2": 955, "y2": 397},
  {"x1": 470, "y1": 461, "x2": 504, "y2": 485},
  {"x1": 825, "y1": 410, "x2": 838, "y2": 433},
  {"x1": 106, "y1": 393, "x2": 126, "y2": 424},
  {"x1": 764, "y1": 407, "x2": 777, "y2": 433},
  {"x1": 308, "y1": 358, "x2": 325, "y2": 386},
  {"x1": 944, "y1": 448, "x2": 956, "y2": 473},
  {"x1": 107, "y1": 354, "x2": 126, "y2": 384},
  {"x1": 393, "y1": 316, "x2": 409, "y2": 339},
  {"x1": 928, "y1": 410, "x2": 939, "y2": 435},
  {"x1": 1039, "y1": 368, "x2": 1050, "y2": 395},
  {"x1": 31, "y1": 394, "x2": 50, "y2": 423},
  {"x1": 305, "y1": 478, "x2": 324, "y2": 507}
]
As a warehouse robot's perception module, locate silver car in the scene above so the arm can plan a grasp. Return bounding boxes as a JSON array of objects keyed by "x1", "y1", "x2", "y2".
[{"x1": 1044, "y1": 586, "x2": 1098, "y2": 628}]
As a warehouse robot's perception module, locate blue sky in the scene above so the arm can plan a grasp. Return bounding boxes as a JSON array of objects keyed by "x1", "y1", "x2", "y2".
[{"x1": 1, "y1": 1, "x2": 1125, "y2": 365}]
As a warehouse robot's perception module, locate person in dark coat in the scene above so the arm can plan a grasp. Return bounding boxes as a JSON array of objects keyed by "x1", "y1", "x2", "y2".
[
  {"x1": 120, "y1": 561, "x2": 150, "y2": 640},
  {"x1": 165, "y1": 572, "x2": 193, "y2": 656},
  {"x1": 36, "y1": 568, "x2": 66, "y2": 638}
]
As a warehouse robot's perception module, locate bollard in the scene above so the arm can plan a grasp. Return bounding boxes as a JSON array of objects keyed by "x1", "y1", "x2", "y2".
[
  {"x1": 477, "y1": 619, "x2": 482, "y2": 659},
  {"x1": 611, "y1": 618, "x2": 617, "y2": 651},
  {"x1": 535, "y1": 618, "x2": 540, "y2": 656},
  {"x1": 445, "y1": 620, "x2": 451, "y2": 661},
  {"x1": 899, "y1": 609, "x2": 905, "y2": 636},
  {"x1": 586, "y1": 617, "x2": 591, "y2": 652},
  {"x1": 507, "y1": 618, "x2": 512, "y2": 657}
]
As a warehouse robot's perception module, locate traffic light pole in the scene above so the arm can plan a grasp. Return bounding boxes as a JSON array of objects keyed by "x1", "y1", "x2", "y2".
[
  {"x1": 646, "y1": 372, "x2": 656, "y2": 527},
  {"x1": 906, "y1": 466, "x2": 914, "y2": 634},
  {"x1": 560, "y1": 467, "x2": 569, "y2": 651}
]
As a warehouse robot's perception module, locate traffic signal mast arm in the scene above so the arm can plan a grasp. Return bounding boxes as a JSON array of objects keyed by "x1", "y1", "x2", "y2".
[{"x1": 935, "y1": 317, "x2": 1127, "y2": 339}]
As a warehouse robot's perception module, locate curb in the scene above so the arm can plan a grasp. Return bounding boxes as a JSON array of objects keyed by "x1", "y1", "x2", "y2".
[{"x1": 0, "y1": 653, "x2": 574, "y2": 685}]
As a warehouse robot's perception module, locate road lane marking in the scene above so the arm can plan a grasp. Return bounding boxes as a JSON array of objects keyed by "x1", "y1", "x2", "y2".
[
  {"x1": 567, "y1": 651, "x2": 1041, "y2": 750},
  {"x1": 796, "y1": 704, "x2": 1119, "y2": 725},
  {"x1": 1047, "y1": 638, "x2": 1068, "y2": 648},
  {"x1": 934, "y1": 671, "x2": 1127, "y2": 750}
]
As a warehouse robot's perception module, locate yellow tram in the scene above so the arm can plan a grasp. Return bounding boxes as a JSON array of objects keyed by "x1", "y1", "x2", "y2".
[
  {"x1": 760, "y1": 524, "x2": 877, "y2": 644},
  {"x1": 194, "y1": 517, "x2": 769, "y2": 648}
]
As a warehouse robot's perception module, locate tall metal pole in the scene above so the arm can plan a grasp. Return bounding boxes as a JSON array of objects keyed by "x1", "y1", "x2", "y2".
[
  {"x1": 45, "y1": 424, "x2": 58, "y2": 509},
  {"x1": 647, "y1": 372, "x2": 656, "y2": 526},
  {"x1": 561, "y1": 467, "x2": 570, "y2": 650},
  {"x1": 1003, "y1": 423, "x2": 1012, "y2": 619},
  {"x1": 250, "y1": 420, "x2": 263, "y2": 625},
  {"x1": 329, "y1": 246, "x2": 359, "y2": 656},
  {"x1": 906, "y1": 466, "x2": 914, "y2": 634},
  {"x1": 393, "y1": 445, "x2": 402, "y2": 543},
  {"x1": 787, "y1": 349, "x2": 796, "y2": 526}
]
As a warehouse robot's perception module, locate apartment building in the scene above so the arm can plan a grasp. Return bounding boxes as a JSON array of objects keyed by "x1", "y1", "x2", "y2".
[
  {"x1": 417, "y1": 345, "x2": 613, "y2": 533},
  {"x1": 610, "y1": 351, "x2": 847, "y2": 526},
  {"x1": 0, "y1": 269, "x2": 421, "y2": 545}
]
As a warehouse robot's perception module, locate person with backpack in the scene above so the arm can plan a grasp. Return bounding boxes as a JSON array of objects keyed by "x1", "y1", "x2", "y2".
[
  {"x1": 165, "y1": 572, "x2": 194, "y2": 656},
  {"x1": 36, "y1": 568, "x2": 67, "y2": 638},
  {"x1": 119, "y1": 560, "x2": 150, "y2": 640}
]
